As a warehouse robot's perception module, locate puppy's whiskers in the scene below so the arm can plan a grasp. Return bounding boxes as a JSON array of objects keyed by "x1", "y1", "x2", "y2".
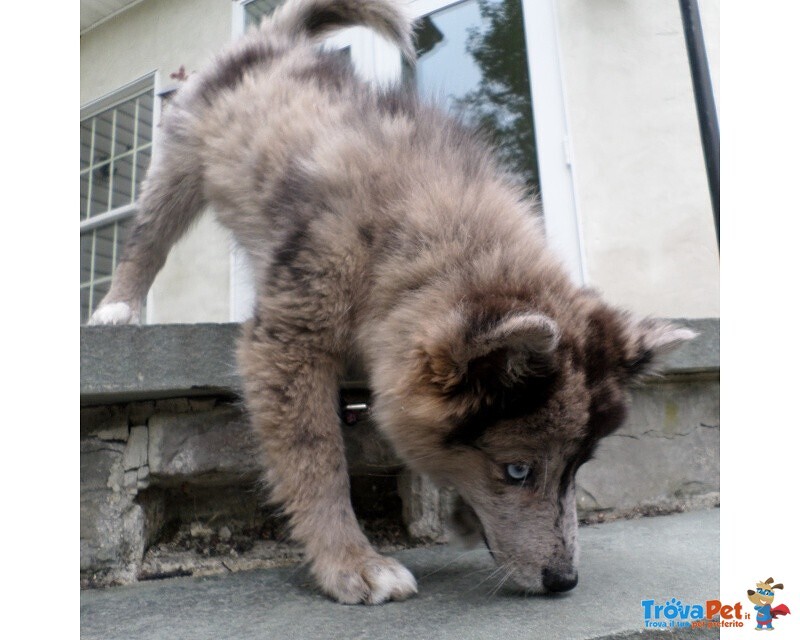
[
  {"x1": 488, "y1": 566, "x2": 515, "y2": 598},
  {"x1": 417, "y1": 548, "x2": 487, "y2": 580},
  {"x1": 466, "y1": 564, "x2": 507, "y2": 594}
]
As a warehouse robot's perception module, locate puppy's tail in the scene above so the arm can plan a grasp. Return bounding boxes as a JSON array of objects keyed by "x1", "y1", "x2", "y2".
[{"x1": 264, "y1": 0, "x2": 416, "y2": 63}]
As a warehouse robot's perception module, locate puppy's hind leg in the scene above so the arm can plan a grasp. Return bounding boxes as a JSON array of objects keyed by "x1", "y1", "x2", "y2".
[
  {"x1": 89, "y1": 136, "x2": 205, "y2": 325},
  {"x1": 238, "y1": 316, "x2": 417, "y2": 605}
]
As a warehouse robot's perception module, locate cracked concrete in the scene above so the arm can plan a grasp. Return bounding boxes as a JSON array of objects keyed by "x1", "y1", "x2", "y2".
[{"x1": 577, "y1": 379, "x2": 719, "y2": 515}]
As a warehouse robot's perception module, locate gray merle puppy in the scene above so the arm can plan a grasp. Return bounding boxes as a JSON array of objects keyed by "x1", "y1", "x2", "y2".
[{"x1": 91, "y1": 0, "x2": 695, "y2": 605}]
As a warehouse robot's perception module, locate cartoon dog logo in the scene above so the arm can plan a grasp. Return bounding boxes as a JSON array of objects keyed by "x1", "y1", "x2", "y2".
[{"x1": 747, "y1": 577, "x2": 791, "y2": 630}]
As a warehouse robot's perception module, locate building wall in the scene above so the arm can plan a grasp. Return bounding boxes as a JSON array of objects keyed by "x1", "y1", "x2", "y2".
[
  {"x1": 557, "y1": 0, "x2": 720, "y2": 318},
  {"x1": 81, "y1": 0, "x2": 720, "y2": 323},
  {"x1": 81, "y1": 0, "x2": 234, "y2": 323}
]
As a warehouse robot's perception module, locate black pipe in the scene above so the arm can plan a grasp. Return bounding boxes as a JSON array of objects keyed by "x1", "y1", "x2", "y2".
[{"x1": 678, "y1": 0, "x2": 720, "y2": 248}]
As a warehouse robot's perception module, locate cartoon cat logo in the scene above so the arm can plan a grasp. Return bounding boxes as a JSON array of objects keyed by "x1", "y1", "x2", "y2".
[{"x1": 747, "y1": 577, "x2": 791, "y2": 631}]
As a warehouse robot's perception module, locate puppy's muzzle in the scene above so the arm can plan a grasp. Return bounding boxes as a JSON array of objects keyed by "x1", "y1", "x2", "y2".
[{"x1": 542, "y1": 567, "x2": 579, "y2": 593}]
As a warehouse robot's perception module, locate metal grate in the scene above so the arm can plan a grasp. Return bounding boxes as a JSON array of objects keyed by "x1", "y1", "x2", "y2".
[{"x1": 80, "y1": 83, "x2": 154, "y2": 323}]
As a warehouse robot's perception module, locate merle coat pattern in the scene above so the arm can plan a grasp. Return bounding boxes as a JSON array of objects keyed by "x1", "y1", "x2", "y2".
[{"x1": 91, "y1": 0, "x2": 695, "y2": 604}]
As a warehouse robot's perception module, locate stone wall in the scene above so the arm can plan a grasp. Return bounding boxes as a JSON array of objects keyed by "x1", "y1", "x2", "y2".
[
  {"x1": 80, "y1": 321, "x2": 719, "y2": 586},
  {"x1": 80, "y1": 395, "x2": 410, "y2": 586}
]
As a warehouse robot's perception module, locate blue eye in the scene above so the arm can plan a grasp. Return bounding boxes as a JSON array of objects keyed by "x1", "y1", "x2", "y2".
[{"x1": 504, "y1": 463, "x2": 532, "y2": 483}]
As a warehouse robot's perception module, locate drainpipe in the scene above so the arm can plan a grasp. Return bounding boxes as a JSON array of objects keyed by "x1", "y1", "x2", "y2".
[{"x1": 678, "y1": 0, "x2": 720, "y2": 249}]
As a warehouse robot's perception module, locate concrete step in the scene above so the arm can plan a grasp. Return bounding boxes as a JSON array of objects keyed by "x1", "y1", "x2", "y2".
[
  {"x1": 81, "y1": 320, "x2": 719, "y2": 584},
  {"x1": 81, "y1": 508, "x2": 720, "y2": 640}
]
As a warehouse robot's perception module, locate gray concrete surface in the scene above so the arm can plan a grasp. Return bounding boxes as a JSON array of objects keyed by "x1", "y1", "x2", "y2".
[{"x1": 81, "y1": 509, "x2": 720, "y2": 640}]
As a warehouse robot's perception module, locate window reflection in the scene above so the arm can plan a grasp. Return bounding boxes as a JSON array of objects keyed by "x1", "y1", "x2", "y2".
[{"x1": 415, "y1": 0, "x2": 539, "y2": 195}]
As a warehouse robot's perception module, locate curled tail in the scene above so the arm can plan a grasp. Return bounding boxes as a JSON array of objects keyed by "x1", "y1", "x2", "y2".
[{"x1": 264, "y1": 0, "x2": 416, "y2": 62}]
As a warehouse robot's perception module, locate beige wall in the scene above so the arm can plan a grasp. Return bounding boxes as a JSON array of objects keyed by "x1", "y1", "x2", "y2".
[
  {"x1": 81, "y1": 0, "x2": 234, "y2": 323},
  {"x1": 81, "y1": 0, "x2": 720, "y2": 323},
  {"x1": 557, "y1": 0, "x2": 719, "y2": 318}
]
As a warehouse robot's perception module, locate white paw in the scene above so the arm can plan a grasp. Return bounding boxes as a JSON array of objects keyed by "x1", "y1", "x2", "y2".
[
  {"x1": 315, "y1": 554, "x2": 417, "y2": 605},
  {"x1": 88, "y1": 301, "x2": 138, "y2": 325},
  {"x1": 363, "y1": 558, "x2": 417, "y2": 604}
]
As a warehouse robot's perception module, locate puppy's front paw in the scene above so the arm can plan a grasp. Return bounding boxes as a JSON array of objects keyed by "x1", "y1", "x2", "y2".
[
  {"x1": 88, "y1": 301, "x2": 138, "y2": 325},
  {"x1": 314, "y1": 553, "x2": 417, "y2": 605}
]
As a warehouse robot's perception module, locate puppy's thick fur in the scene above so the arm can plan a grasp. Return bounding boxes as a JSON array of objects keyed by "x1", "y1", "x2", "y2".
[{"x1": 91, "y1": 0, "x2": 695, "y2": 604}]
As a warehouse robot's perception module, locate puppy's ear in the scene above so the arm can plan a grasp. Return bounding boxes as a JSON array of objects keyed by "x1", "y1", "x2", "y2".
[
  {"x1": 423, "y1": 310, "x2": 559, "y2": 399},
  {"x1": 584, "y1": 304, "x2": 697, "y2": 385},
  {"x1": 623, "y1": 317, "x2": 697, "y2": 380}
]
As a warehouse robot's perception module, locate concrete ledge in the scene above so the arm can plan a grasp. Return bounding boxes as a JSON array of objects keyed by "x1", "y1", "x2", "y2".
[
  {"x1": 81, "y1": 318, "x2": 718, "y2": 404},
  {"x1": 81, "y1": 324, "x2": 242, "y2": 404}
]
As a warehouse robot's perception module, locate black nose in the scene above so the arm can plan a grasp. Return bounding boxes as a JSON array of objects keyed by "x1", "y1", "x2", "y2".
[{"x1": 542, "y1": 568, "x2": 578, "y2": 593}]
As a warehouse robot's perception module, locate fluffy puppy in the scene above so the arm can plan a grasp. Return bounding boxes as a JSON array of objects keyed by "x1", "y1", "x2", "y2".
[{"x1": 91, "y1": 0, "x2": 695, "y2": 604}]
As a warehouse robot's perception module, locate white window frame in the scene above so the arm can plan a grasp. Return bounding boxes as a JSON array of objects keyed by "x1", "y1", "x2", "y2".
[
  {"x1": 80, "y1": 72, "x2": 161, "y2": 323},
  {"x1": 408, "y1": 0, "x2": 586, "y2": 283},
  {"x1": 519, "y1": 0, "x2": 586, "y2": 283},
  {"x1": 231, "y1": 2, "x2": 260, "y2": 322},
  {"x1": 229, "y1": 0, "x2": 585, "y2": 320},
  {"x1": 79, "y1": 73, "x2": 157, "y2": 231}
]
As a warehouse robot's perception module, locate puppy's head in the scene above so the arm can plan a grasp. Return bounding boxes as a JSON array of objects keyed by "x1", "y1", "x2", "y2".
[{"x1": 373, "y1": 295, "x2": 695, "y2": 593}]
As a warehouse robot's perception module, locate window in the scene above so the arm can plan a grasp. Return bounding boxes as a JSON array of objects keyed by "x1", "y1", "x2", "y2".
[
  {"x1": 229, "y1": 0, "x2": 582, "y2": 320},
  {"x1": 407, "y1": 0, "x2": 584, "y2": 281},
  {"x1": 244, "y1": 0, "x2": 282, "y2": 27},
  {"x1": 237, "y1": 0, "x2": 560, "y2": 219},
  {"x1": 80, "y1": 77, "x2": 154, "y2": 323},
  {"x1": 412, "y1": 0, "x2": 539, "y2": 195}
]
